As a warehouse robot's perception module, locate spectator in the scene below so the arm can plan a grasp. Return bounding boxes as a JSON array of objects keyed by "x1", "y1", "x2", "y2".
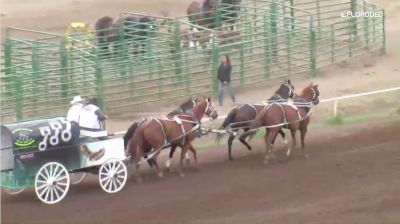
[{"x1": 217, "y1": 55, "x2": 236, "y2": 106}]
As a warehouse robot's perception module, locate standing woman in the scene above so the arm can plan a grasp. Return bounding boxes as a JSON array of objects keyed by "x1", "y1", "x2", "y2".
[{"x1": 217, "y1": 55, "x2": 236, "y2": 106}]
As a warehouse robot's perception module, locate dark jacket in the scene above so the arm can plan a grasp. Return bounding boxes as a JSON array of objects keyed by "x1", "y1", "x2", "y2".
[{"x1": 217, "y1": 63, "x2": 232, "y2": 82}]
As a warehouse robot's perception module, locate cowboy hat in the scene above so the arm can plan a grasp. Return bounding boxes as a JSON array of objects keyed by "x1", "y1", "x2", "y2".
[{"x1": 70, "y1": 95, "x2": 85, "y2": 105}]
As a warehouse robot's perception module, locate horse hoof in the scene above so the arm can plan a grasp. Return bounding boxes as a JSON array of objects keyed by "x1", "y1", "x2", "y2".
[
  {"x1": 286, "y1": 148, "x2": 292, "y2": 157},
  {"x1": 158, "y1": 172, "x2": 164, "y2": 178},
  {"x1": 180, "y1": 173, "x2": 185, "y2": 178},
  {"x1": 247, "y1": 147, "x2": 252, "y2": 151},
  {"x1": 229, "y1": 157, "x2": 234, "y2": 161}
]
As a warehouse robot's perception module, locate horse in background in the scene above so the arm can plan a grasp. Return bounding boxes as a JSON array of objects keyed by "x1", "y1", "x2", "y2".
[
  {"x1": 242, "y1": 83, "x2": 320, "y2": 164},
  {"x1": 94, "y1": 15, "x2": 156, "y2": 57},
  {"x1": 187, "y1": 0, "x2": 241, "y2": 31},
  {"x1": 216, "y1": 80, "x2": 295, "y2": 160}
]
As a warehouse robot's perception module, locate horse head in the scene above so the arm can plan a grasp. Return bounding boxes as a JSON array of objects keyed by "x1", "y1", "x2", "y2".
[
  {"x1": 274, "y1": 79, "x2": 295, "y2": 100},
  {"x1": 301, "y1": 83, "x2": 320, "y2": 105},
  {"x1": 193, "y1": 96, "x2": 218, "y2": 120}
]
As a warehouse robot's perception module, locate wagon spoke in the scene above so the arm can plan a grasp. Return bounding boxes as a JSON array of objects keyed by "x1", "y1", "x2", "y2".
[
  {"x1": 110, "y1": 162, "x2": 116, "y2": 171},
  {"x1": 36, "y1": 179, "x2": 47, "y2": 184},
  {"x1": 53, "y1": 186, "x2": 61, "y2": 199},
  {"x1": 36, "y1": 183, "x2": 48, "y2": 191},
  {"x1": 103, "y1": 178, "x2": 112, "y2": 189},
  {"x1": 100, "y1": 174, "x2": 109, "y2": 182},
  {"x1": 44, "y1": 187, "x2": 50, "y2": 202},
  {"x1": 38, "y1": 173, "x2": 48, "y2": 181},
  {"x1": 55, "y1": 184, "x2": 64, "y2": 193},
  {"x1": 56, "y1": 175, "x2": 68, "y2": 182},
  {"x1": 114, "y1": 163, "x2": 122, "y2": 172},
  {"x1": 49, "y1": 164, "x2": 54, "y2": 177},
  {"x1": 39, "y1": 186, "x2": 49, "y2": 197},
  {"x1": 57, "y1": 182, "x2": 68, "y2": 187},
  {"x1": 44, "y1": 167, "x2": 50, "y2": 179},
  {"x1": 52, "y1": 165, "x2": 60, "y2": 178},
  {"x1": 112, "y1": 179, "x2": 118, "y2": 191},
  {"x1": 117, "y1": 174, "x2": 125, "y2": 179},
  {"x1": 50, "y1": 187, "x2": 54, "y2": 202},
  {"x1": 53, "y1": 168, "x2": 65, "y2": 180},
  {"x1": 103, "y1": 164, "x2": 110, "y2": 173},
  {"x1": 115, "y1": 177, "x2": 122, "y2": 186},
  {"x1": 108, "y1": 180, "x2": 114, "y2": 192},
  {"x1": 116, "y1": 169, "x2": 125, "y2": 174}
]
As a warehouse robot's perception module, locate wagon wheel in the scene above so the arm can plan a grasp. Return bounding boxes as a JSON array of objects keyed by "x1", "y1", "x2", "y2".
[
  {"x1": 35, "y1": 162, "x2": 70, "y2": 204},
  {"x1": 98, "y1": 159, "x2": 127, "y2": 193},
  {"x1": 2, "y1": 187, "x2": 26, "y2": 195},
  {"x1": 70, "y1": 172, "x2": 87, "y2": 185}
]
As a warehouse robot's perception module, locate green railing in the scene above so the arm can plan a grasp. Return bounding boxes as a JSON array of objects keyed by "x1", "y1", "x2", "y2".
[{"x1": 0, "y1": 0, "x2": 385, "y2": 122}]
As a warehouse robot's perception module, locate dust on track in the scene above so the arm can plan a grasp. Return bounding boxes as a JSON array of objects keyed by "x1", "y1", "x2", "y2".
[{"x1": 2, "y1": 117, "x2": 400, "y2": 224}]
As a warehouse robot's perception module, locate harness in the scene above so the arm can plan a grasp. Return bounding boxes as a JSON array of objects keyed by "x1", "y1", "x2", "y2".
[{"x1": 283, "y1": 82, "x2": 294, "y2": 98}]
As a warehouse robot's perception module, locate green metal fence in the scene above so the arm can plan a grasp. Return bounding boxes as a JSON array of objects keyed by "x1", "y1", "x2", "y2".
[{"x1": 0, "y1": 0, "x2": 385, "y2": 122}]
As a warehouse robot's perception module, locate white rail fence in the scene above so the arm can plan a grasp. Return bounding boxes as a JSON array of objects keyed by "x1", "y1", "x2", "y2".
[
  {"x1": 113, "y1": 86, "x2": 400, "y2": 135},
  {"x1": 320, "y1": 87, "x2": 400, "y2": 117}
]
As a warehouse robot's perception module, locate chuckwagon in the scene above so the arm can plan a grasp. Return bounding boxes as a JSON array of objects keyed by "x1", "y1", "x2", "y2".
[{"x1": 1, "y1": 117, "x2": 128, "y2": 204}]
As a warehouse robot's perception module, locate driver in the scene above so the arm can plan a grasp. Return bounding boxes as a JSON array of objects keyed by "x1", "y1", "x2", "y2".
[
  {"x1": 67, "y1": 95, "x2": 86, "y2": 124},
  {"x1": 78, "y1": 98, "x2": 108, "y2": 131}
]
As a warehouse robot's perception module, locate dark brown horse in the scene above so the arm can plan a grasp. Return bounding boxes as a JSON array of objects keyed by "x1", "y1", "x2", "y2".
[
  {"x1": 217, "y1": 80, "x2": 295, "y2": 160},
  {"x1": 94, "y1": 15, "x2": 156, "y2": 56},
  {"x1": 123, "y1": 98, "x2": 199, "y2": 170},
  {"x1": 125, "y1": 97, "x2": 218, "y2": 181},
  {"x1": 187, "y1": 0, "x2": 241, "y2": 30},
  {"x1": 243, "y1": 83, "x2": 320, "y2": 164}
]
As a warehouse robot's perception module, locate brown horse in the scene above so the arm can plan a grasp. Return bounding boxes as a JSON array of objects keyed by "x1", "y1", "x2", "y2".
[
  {"x1": 125, "y1": 97, "x2": 218, "y2": 181},
  {"x1": 217, "y1": 80, "x2": 295, "y2": 160},
  {"x1": 243, "y1": 83, "x2": 320, "y2": 164},
  {"x1": 187, "y1": 0, "x2": 241, "y2": 30},
  {"x1": 94, "y1": 15, "x2": 156, "y2": 56}
]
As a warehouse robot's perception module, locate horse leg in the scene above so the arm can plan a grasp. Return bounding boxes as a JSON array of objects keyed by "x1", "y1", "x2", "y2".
[
  {"x1": 227, "y1": 134, "x2": 235, "y2": 160},
  {"x1": 264, "y1": 128, "x2": 277, "y2": 164},
  {"x1": 289, "y1": 128, "x2": 297, "y2": 158},
  {"x1": 178, "y1": 144, "x2": 190, "y2": 177},
  {"x1": 188, "y1": 144, "x2": 198, "y2": 169},
  {"x1": 185, "y1": 150, "x2": 191, "y2": 165},
  {"x1": 151, "y1": 152, "x2": 164, "y2": 178},
  {"x1": 166, "y1": 145, "x2": 176, "y2": 172},
  {"x1": 238, "y1": 135, "x2": 252, "y2": 151},
  {"x1": 300, "y1": 126, "x2": 309, "y2": 158},
  {"x1": 133, "y1": 150, "x2": 143, "y2": 183}
]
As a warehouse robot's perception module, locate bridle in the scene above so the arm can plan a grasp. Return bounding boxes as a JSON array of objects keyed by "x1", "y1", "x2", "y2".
[
  {"x1": 310, "y1": 87, "x2": 319, "y2": 104},
  {"x1": 204, "y1": 99, "x2": 217, "y2": 119},
  {"x1": 283, "y1": 82, "x2": 295, "y2": 98}
]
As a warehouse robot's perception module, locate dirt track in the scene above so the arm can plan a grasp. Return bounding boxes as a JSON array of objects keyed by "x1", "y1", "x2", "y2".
[{"x1": 2, "y1": 117, "x2": 400, "y2": 224}]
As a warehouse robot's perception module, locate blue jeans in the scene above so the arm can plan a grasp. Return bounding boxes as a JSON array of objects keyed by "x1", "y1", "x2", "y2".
[{"x1": 218, "y1": 82, "x2": 235, "y2": 106}]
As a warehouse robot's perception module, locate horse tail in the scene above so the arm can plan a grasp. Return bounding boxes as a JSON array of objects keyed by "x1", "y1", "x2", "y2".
[
  {"x1": 123, "y1": 121, "x2": 140, "y2": 150},
  {"x1": 216, "y1": 108, "x2": 237, "y2": 143},
  {"x1": 223, "y1": 108, "x2": 238, "y2": 129}
]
